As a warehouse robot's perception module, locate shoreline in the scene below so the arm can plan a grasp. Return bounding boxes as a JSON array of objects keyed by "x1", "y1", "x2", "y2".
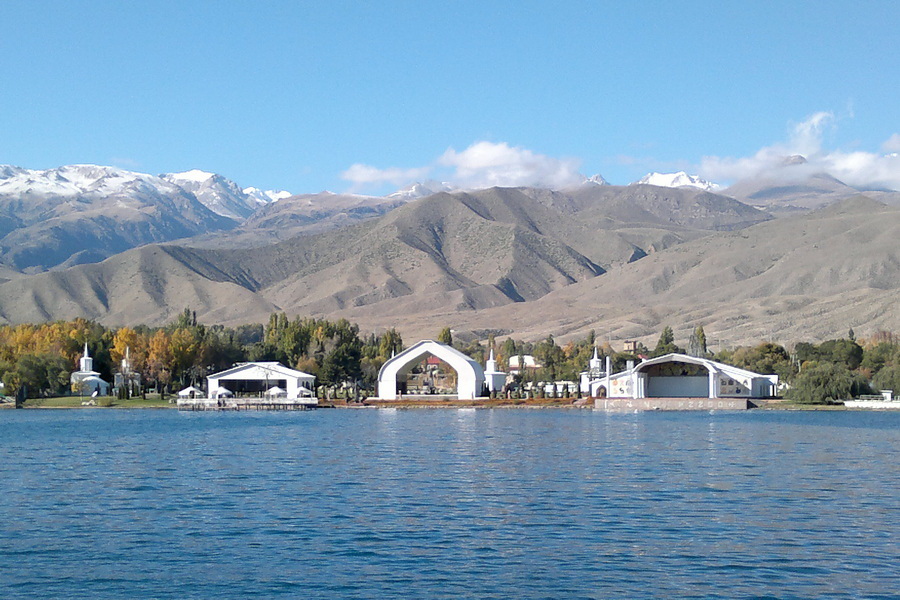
[{"x1": 2, "y1": 399, "x2": 880, "y2": 411}]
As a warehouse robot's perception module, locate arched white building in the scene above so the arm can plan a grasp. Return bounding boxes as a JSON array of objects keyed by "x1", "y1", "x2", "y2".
[
  {"x1": 600, "y1": 353, "x2": 779, "y2": 399},
  {"x1": 377, "y1": 340, "x2": 486, "y2": 400}
]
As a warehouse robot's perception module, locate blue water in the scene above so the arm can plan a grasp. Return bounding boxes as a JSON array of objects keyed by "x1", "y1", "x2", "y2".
[{"x1": 1, "y1": 409, "x2": 898, "y2": 599}]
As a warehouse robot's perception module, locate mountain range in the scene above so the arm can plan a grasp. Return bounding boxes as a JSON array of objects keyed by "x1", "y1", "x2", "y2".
[{"x1": 0, "y1": 162, "x2": 896, "y2": 348}]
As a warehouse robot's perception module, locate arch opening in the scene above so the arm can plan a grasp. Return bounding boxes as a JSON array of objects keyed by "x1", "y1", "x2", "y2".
[{"x1": 377, "y1": 340, "x2": 485, "y2": 400}]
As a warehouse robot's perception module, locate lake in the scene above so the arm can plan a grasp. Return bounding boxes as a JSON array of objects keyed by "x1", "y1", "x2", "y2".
[{"x1": 1, "y1": 408, "x2": 898, "y2": 599}]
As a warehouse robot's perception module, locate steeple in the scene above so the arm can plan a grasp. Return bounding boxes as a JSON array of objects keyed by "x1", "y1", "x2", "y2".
[
  {"x1": 486, "y1": 348, "x2": 498, "y2": 373},
  {"x1": 589, "y1": 347, "x2": 602, "y2": 370},
  {"x1": 121, "y1": 346, "x2": 131, "y2": 373},
  {"x1": 80, "y1": 342, "x2": 93, "y2": 373}
]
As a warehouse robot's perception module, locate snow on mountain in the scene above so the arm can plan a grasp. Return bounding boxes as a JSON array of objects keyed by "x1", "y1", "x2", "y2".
[
  {"x1": 387, "y1": 181, "x2": 456, "y2": 200},
  {"x1": 161, "y1": 170, "x2": 263, "y2": 220},
  {"x1": 0, "y1": 164, "x2": 238, "y2": 271},
  {"x1": 0, "y1": 164, "x2": 186, "y2": 198},
  {"x1": 243, "y1": 187, "x2": 292, "y2": 204},
  {"x1": 165, "y1": 168, "x2": 216, "y2": 184},
  {"x1": 634, "y1": 171, "x2": 720, "y2": 191},
  {"x1": 0, "y1": 164, "x2": 294, "y2": 222},
  {"x1": 581, "y1": 174, "x2": 609, "y2": 186}
]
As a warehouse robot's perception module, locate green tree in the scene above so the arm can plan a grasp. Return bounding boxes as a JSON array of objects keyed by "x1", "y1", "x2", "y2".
[
  {"x1": 688, "y1": 326, "x2": 708, "y2": 357},
  {"x1": 817, "y1": 339, "x2": 864, "y2": 370},
  {"x1": 786, "y1": 362, "x2": 870, "y2": 404},
  {"x1": 872, "y1": 365, "x2": 900, "y2": 394},
  {"x1": 535, "y1": 335, "x2": 565, "y2": 380},
  {"x1": 723, "y1": 343, "x2": 794, "y2": 381},
  {"x1": 651, "y1": 326, "x2": 681, "y2": 357},
  {"x1": 438, "y1": 327, "x2": 453, "y2": 346},
  {"x1": 378, "y1": 328, "x2": 403, "y2": 358}
]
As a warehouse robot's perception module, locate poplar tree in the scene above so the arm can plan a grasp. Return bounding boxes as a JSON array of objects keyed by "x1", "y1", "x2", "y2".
[{"x1": 688, "y1": 326, "x2": 708, "y2": 357}]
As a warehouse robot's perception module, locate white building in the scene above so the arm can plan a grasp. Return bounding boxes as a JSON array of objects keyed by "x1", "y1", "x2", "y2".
[
  {"x1": 377, "y1": 340, "x2": 486, "y2": 400},
  {"x1": 579, "y1": 348, "x2": 610, "y2": 395},
  {"x1": 484, "y1": 349, "x2": 507, "y2": 393},
  {"x1": 207, "y1": 362, "x2": 316, "y2": 400},
  {"x1": 70, "y1": 343, "x2": 109, "y2": 396},
  {"x1": 508, "y1": 355, "x2": 540, "y2": 373},
  {"x1": 113, "y1": 346, "x2": 141, "y2": 394},
  {"x1": 588, "y1": 353, "x2": 779, "y2": 399}
]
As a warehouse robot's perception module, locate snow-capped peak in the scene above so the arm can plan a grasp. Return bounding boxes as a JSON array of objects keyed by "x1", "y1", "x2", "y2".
[
  {"x1": 634, "y1": 171, "x2": 720, "y2": 191},
  {"x1": 581, "y1": 174, "x2": 609, "y2": 186},
  {"x1": 160, "y1": 171, "x2": 262, "y2": 220},
  {"x1": 0, "y1": 164, "x2": 171, "y2": 197},
  {"x1": 164, "y1": 169, "x2": 216, "y2": 183},
  {"x1": 243, "y1": 187, "x2": 292, "y2": 204},
  {"x1": 387, "y1": 181, "x2": 456, "y2": 200}
]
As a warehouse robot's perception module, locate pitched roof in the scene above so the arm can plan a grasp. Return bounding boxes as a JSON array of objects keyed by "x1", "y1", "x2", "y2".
[{"x1": 208, "y1": 361, "x2": 315, "y2": 380}]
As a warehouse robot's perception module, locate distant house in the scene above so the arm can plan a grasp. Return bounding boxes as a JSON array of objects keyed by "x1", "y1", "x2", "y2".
[
  {"x1": 206, "y1": 362, "x2": 315, "y2": 400},
  {"x1": 508, "y1": 355, "x2": 541, "y2": 373}
]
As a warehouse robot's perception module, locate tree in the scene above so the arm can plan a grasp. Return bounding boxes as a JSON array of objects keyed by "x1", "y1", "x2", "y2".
[
  {"x1": 651, "y1": 326, "x2": 681, "y2": 357},
  {"x1": 146, "y1": 330, "x2": 173, "y2": 391},
  {"x1": 688, "y1": 326, "x2": 708, "y2": 357},
  {"x1": 110, "y1": 327, "x2": 147, "y2": 375},
  {"x1": 173, "y1": 307, "x2": 197, "y2": 329},
  {"x1": 723, "y1": 343, "x2": 793, "y2": 381},
  {"x1": 15, "y1": 353, "x2": 70, "y2": 397},
  {"x1": 438, "y1": 327, "x2": 453, "y2": 346},
  {"x1": 872, "y1": 366, "x2": 900, "y2": 394},
  {"x1": 378, "y1": 328, "x2": 403, "y2": 359},
  {"x1": 786, "y1": 362, "x2": 870, "y2": 404},
  {"x1": 817, "y1": 339, "x2": 864, "y2": 370},
  {"x1": 319, "y1": 342, "x2": 362, "y2": 386},
  {"x1": 535, "y1": 335, "x2": 565, "y2": 380}
]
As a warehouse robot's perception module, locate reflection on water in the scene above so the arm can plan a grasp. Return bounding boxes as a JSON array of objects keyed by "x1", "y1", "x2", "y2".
[{"x1": 1, "y1": 409, "x2": 898, "y2": 599}]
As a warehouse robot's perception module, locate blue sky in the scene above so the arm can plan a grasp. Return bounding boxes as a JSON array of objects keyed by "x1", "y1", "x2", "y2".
[{"x1": 3, "y1": 1, "x2": 898, "y2": 194}]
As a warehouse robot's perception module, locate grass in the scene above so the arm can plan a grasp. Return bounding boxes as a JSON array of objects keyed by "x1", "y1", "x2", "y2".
[{"x1": 22, "y1": 395, "x2": 174, "y2": 409}]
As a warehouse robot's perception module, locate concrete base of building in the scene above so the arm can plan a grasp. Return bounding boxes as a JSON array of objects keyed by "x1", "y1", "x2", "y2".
[{"x1": 596, "y1": 397, "x2": 753, "y2": 411}]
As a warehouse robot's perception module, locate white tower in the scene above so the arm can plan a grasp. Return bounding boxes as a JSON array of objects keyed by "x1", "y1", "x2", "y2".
[
  {"x1": 80, "y1": 342, "x2": 93, "y2": 373},
  {"x1": 486, "y1": 349, "x2": 498, "y2": 372},
  {"x1": 589, "y1": 347, "x2": 603, "y2": 371},
  {"x1": 484, "y1": 349, "x2": 507, "y2": 393},
  {"x1": 121, "y1": 346, "x2": 131, "y2": 373}
]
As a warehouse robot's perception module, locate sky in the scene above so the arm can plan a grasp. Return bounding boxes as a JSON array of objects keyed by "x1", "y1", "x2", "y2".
[{"x1": 2, "y1": 1, "x2": 899, "y2": 195}]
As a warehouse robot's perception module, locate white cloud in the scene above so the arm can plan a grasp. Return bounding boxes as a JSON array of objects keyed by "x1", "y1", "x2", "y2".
[
  {"x1": 882, "y1": 133, "x2": 900, "y2": 153},
  {"x1": 700, "y1": 112, "x2": 900, "y2": 191},
  {"x1": 341, "y1": 141, "x2": 585, "y2": 194},
  {"x1": 340, "y1": 163, "x2": 431, "y2": 191},
  {"x1": 438, "y1": 141, "x2": 584, "y2": 189}
]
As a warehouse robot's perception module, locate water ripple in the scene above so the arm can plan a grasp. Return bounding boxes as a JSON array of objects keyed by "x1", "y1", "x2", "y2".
[{"x1": 1, "y1": 409, "x2": 898, "y2": 599}]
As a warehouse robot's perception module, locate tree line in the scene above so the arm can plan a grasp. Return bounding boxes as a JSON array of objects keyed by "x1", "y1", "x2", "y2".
[{"x1": 0, "y1": 312, "x2": 896, "y2": 404}]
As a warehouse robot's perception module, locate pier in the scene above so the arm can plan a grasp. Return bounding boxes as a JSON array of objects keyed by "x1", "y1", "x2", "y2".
[{"x1": 177, "y1": 397, "x2": 319, "y2": 411}]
